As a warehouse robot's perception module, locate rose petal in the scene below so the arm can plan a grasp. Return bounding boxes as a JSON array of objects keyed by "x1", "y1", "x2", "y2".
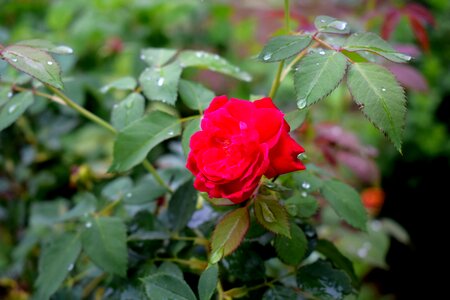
[{"x1": 266, "y1": 132, "x2": 305, "y2": 178}]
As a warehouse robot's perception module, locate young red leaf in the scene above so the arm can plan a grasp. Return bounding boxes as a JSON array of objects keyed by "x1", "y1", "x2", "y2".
[
  {"x1": 381, "y1": 9, "x2": 401, "y2": 40},
  {"x1": 210, "y1": 207, "x2": 250, "y2": 263},
  {"x1": 405, "y1": 3, "x2": 436, "y2": 27},
  {"x1": 408, "y1": 15, "x2": 430, "y2": 52}
]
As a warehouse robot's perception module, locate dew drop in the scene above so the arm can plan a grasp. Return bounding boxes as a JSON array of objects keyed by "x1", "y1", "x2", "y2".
[
  {"x1": 85, "y1": 222, "x2": 92, "y2": 228},
  {"x1": 195, "y1": 52, "x2": 204, "y2": 58},
  {"x1": 297, "y1": 98, "x2": 307, "y2": 109},
  {"x1": 301, "y1": 191, "x2": 307, "y2": 197},
  {"x1": 67, "y1": 263, "x2": 74, "y2": 271},
  {"x1": 381, "y1": 88, "x2": 386, "y2": 92},
  {"x1": 316, "y1": 62, "x2": 320, "y2": 66},
  {"x1": 263, "y1": 53, "x2": 272, "y2": 61},
  {"x1": 113, "y1": 104, "x2": 119, "y2": 109},
  {"x1": 318, "y1": 50, "x2": 325, "y2": 55},
  {"x1": 330, "y1": 21, "x2": 347, "y2": 31},
  {"x1": 261, "y1": 202, "x2": 275, "y2": 223},
  {"x1": 126, "y1": 192, "x2": 133, "y2": 198},
  {"x1": 7, "y1": 91, "x2": 13, "y2": 98},
  {"x1": 168, "y1": 130, "x2": 174, "y2": 136},
  {"x1": 157, "y1": 77, "x2": 165, "y2": 86},
  {"x1": 11, "y1": 57, "x2": 18, "y2": 62},
  {"x1": 8, "y1": 104, "x2": 17, "y2": 114},
  {"x1": 302, "y1": 182, "x2": 311, "y2": 189},
  {"x1": 54, "y1": 45, "x2": 73, "y2": 54},
  {"x1": 297, "y1": 153, "x2": 308, "y2": 161},
  {"x1": 371, "y1": 220, "x2": 382, "y2": 231},
  {"x1": 140, "y1": 54, "x2": 146, "y2": 60},
  {"x1": 126, "y1": 101, "x2": 133, "y2": 109},
  {"x1": 47, "y1": 61, "x2": 53, "y2": 65},
  {"x1": 357, "y1": 242, "x2": 371, "y2": 258},
  {"x1": 320, "y1": 19, "x2": 326, "y2": 23}
]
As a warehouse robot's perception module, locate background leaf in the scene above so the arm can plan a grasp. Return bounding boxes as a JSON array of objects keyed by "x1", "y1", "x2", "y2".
[
  {"x1": 16, "y1": 39, "x2": 74, "y2": 54},
  {"x1": 274, "y1": 223, "x2": 307, "y2": 265},
  {"x1": 81, "y1": 216, "x2": 128, "y2": 276},
  {"x1": 297, "y1": 260, "x2": 353, "y2": 300},
  {"x1": 321, "y1": 179, "x2": 368, "y2": 230},
  {"x1": 294, "y1": 50, "x2": 347, "y2": 109},
  {"x1": 210, "y1": 207, "x2": 250, "y2": 263},
  {"x1": 101, "y1": 76, "x2": 137, "y2": 93},
  {"x1": 34, "y1": 233, "x2": 81, "y2": 300},
  {"x1": 168, "y1": 180, "x2": 198, "y2": 232},
  {"x1": 109, "y1": 111, "x2": 181, "y2": 172},
  {"x1": 198, "y1": 264, "x2": 218, "y2": 300},
  {"x1": 179, "y1": 50, "x2": 251, "y2": 81},
  {"x1": 258, "y1": 35, "x2": 312, "y2": 62},
  {"x1": 343, "y1": 32, "x2": 412, "y2": 62},
  {"x1": 347, "y1": 63, "x2": 406, "y2": 152},
  {"x1": 111, "y1": 92, "x2": 145, "y2": 130},
  {"x1": 179, "y1": 79, "x2": 215, "y2": 112},
  {"x1": 0, "y1": 91, "x2": 34, "y2": 132},
  {"x1": 139, "y1": 63, "x2": 182, "y2": 105},
  {"x1": 262, "y1": 286, "x2": 297, "y2": 300},
  {"x1": 140, "y1": 48, "x2": 177, "y2": 67},
  {"x1": 182, "y1": 118, "x2": 201, "y2": 157},
  {"x1": 254, "y1": 195, "x2": 290, "y2": 238},
  {"x1": 142, "y1": 273, "x2": 197, "y2": 300},
  {"x1": 1, "y1": 45, "x2": 63, "y2": 88}
]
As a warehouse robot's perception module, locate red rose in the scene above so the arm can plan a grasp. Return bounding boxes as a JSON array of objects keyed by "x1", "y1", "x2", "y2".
[{"x1": 186, "y1": 96, "x2": 305, "y2": 204}]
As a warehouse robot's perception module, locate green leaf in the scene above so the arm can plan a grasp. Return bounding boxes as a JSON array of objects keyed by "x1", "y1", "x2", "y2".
[
  {"x1": 274, "y1": 223, "x2": 307, "y2": 265},
  {"x1": 168, "y1": 180, "x2": 198, "y2": 232},
  {"x1": 321, "y1": 179, "x2": 367, "y2": 230},
  {"x1": 1, "y1": 45, "x2": 63, "y2": 89},
  {"x1": 179, "y1": 50, "x2": 252, "y2": 82},
  {"x1": 210, "y1": 207, "x2": 250, "y2": 263},
  {"x1": 182, "y1": 118, "x2": 201, "y2": 157},
  {"x1": 294, "y1": 50, "x2": 347, "y2": 109},
  {"x1": 109, "y1": 111, "x2": 181, "y2": 172},
  {"x1": 258, "y1": 35, "x2": 312, "y2": 62},
  {"x1": 158, "y1": 262, "x2": 184, "y2": 279},
  {"x1": 284, "y1": 109, "x2": 307, "y2": 132},
  {"x1": 315, "y1": 239, "x2": 358, "y2": 285},
  {"x1": 179, "y1": 79, "x2": 215, "y2": 111},
  {"x1": 57, "y1": 192, "x2": 97, "y2": 222},
  {"x1": 347, "y1": 63, "x2": 406, "y2": 152},
  {"x1": 142, "y1": 273, "x2": 197, "y2": 300},
  {"x1": 139, "y1": 63, "x2": 182, "y2": 105},
  {"x1": 101, "y1": 76, "x2": 137, "y2": 93},
  {"x1": 343, "y1": 32, "x2": 412, "y2": 63},
  {"x1": 34, "y1": 233, "x2": 82, "y2": 300},
  {"x1": 111, "y1": 92, "x2": 145, "y2": 130},
  {"x1": 297, "y1": 260, "x2": 353, "y2": 300},
  {"x1": 284, "y1": 192, "x2": 319, "y2": 218},
  {"x1": 101, "y1": 177, "x2": 133, "y2": 201},
  {"x1": 198, "y1": 264, "x2": 218, "y2": 300},
  {"x1": 314, "y1": 16, "x2": 350, "y2": 34},
  {"x1": 16, "y1": 39, "x2": 74, "y2": 54},
  {"x1": 293, "y1": 170, "x2": 324, "y2": 192},
  {"x1": 140, "y1": 48, "x2": 177, "y2": 67},
  {"x1": 124, "y1": 174, "x2": 166, "y2": 205},
  {"x1": 262, "y1": 286, "x2": 297, "y2": 300},
  {"x1": 0, "y1": 91, "x2": 34, "y2": 132},
  {"x1": 254, "y1": 195, "x2": 290, "y2": 238},
  {"x1": 81, "y1": 216, "x2": 127, "y2": 276}
]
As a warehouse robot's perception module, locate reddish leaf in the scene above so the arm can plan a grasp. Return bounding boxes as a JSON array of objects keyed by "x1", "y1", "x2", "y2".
[
  {"x1": 336, "y1": 151, "x2": 380, "y2": 183},
  {"x1": 381, "y1": 9, "x2": 401, "y2": 40},
  {"x1": 394, "y1": 44, "x2": 421, "y2": 58},
  {"x1": 408, "y1": 15, "x2": 430, "y2": 52},
  {"x1": 387, "y1": 64, "x2": 428, "y2": 92},
  {"x1": 405, "y1": 3, "x2": 435, "y2": 27}
]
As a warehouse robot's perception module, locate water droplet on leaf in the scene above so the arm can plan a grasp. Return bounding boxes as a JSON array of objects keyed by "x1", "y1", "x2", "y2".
[
  {"x1": 330, "y1": 20, "x2": 347, "y2": 31},
  {"x1": 85, "y1": 222, "x2": 92, "y2": 228},
  {"x1": 7, "y1": 92, "x2": 13, "y2": 98},
  {"x1": 67, "y1": 263, "x2": 74, "y2": 271},
  {"x1": 8, "y1": 104, "x2": 17, "y2": 114},
  {"x1": 157, "y1": 77, "x2": 165, "y2": 86},
  {"x1": 297, "y1": 98, "x2": 307, "y2": 109},
  {"x1": 297, "y1": 153, "x2": 308, "y2": 161},
  {"x1": 301, "y1": 191, "x2": 307, "y2": 197},
  {"x1": 126, "y1": 192, "x2": 132, "y2": 198},
  {"x1": 319, "y1": 50, "x2": 325, "y2": 55},
  {"x1": 168, "y1": 130, "x2": 174, "y2": 136},
  {"x1": 140, "y1": 54, "x2": 146, "y2": 60},
  {"x1": 320, "y1": 19, "x2": 326, "y2": 23},
  {"x1": 263, "y1": 53, "x2": 272, "y2": 61},
  {"x1": 302, "y1": 182, "x2": 311, "y2": 189},
  {"x1": 54, "y1": 45, "x2": 73, "y2": 54},
  {"x1": 382, "y1": 88, "x2": 386, "y2": 92},
  {"x1": 261, "y1": 202, "x2": 275, "y2": 223},
  {"x1": 11, "y1": 57, "x2": 18, "y2": 62},
  {"x1": 47, "y1": 61, "x2": 53, "y2": 65}
]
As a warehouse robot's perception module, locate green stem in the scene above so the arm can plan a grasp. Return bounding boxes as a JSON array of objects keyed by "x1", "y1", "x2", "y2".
[
  {"x1": 142, "y1": 159, "x2": 174, "y2": 193},
  {"x1": 47, "y1": 85, "x2": 116, "y2": 134},
  {"x1": 46, "y1": 84, "x2": 173, "y2": 193},
  {"x1": 268, "y1": 61, "x2": 284, "y2": 99},
  {"x1": 284, "y1": 0, "x2": 290, "y2": 32}
]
